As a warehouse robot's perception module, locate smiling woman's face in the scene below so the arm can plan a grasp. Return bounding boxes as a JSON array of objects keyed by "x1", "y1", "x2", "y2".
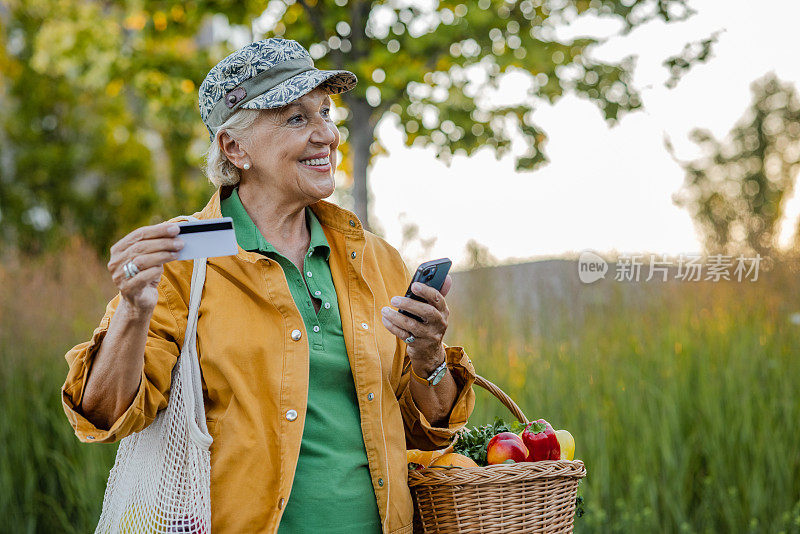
[{"x1": 243, "y1": 86, "x2": 340, "y2": 203}]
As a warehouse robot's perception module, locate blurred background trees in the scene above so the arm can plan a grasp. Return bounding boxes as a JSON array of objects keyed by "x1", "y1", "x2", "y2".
[
  {"x1": 3, "y1": 3, "x2": 800, "y2": 532},
  {"x1": 0, "y1": 0, "x2": 711, "y2": 255},
  {"x1": 671, "y1": 73, "x2": 800, "y2": 257},
  {"x1": 0, "y1": 1, "x2": 216, "y2": 254}
]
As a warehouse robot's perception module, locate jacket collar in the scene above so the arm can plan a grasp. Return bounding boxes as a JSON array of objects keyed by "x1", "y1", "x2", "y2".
[
  {"x1": 220, "y1": 187, "x2": 331, "y2": 261},
  {"x1": 196, "y1": 186, "x2": 366, "y2": 263}
]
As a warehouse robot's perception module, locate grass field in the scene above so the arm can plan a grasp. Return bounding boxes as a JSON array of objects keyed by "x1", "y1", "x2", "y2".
[
  {"x1": 2, "y1": 243, "x2": 799, "y2": 533},
  {"x1": 448, "y1": 259, "x2": 800, "y2": 533},
  {"x1": 0, "y1": 241, "x2": 117, "y2": 533}
]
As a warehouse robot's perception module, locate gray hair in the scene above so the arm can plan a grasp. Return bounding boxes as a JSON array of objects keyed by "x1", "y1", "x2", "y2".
[{"x1": 203, "y1": 109, "x2": 262, "y2": 187}]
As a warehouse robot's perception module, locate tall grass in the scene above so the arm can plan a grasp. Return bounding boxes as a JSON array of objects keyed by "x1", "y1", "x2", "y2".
[
  {"x1": 0, "y1": 240, "x2": 117, "y2": 533},
  {"x1": 2, "y1": 244, "x2": 799, "y2": 532},
  {"x1": 447, "y1": 261, "x2": 800, "y2": 533}
]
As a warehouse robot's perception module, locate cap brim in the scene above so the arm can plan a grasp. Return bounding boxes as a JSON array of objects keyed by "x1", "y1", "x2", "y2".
[{"x1": 240, "y1": 69, "x2": 357, "y2": 111}]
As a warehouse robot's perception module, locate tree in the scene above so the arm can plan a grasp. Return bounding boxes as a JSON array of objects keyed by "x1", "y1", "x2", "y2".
[
  {"x1": 0, "y1": 0, "x2": 219, "y2": 253},
  {"x1": 0, "y1": 0, "x2": 711, "y2": 253},
  {"x1": 461, "y1": 238, "x2": 498, "y2": 269},
  {"x1": 671, "y1": 73, "x2": 800, "y2": 257},
  {"x1": 396, "y1": 213, "x2": 437, "y2": 269},
  {"x1": 277, "y1": 0, "x2": 708, "y2": 230}
]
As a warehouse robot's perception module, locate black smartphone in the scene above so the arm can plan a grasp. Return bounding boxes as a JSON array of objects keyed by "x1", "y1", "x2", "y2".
[{"x1": 398, "y1": 258, "x2": 452, "y2": 323}]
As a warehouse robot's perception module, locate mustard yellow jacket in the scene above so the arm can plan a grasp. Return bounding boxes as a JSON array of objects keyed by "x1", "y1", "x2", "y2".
[{"x1": 62, "y1": 188, "x2": 478, "y2": 534}]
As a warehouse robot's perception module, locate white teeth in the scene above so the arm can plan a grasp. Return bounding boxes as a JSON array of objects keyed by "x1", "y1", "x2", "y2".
[{"x1": 300, "y1": 156, "x2": 330, "y2": 166}]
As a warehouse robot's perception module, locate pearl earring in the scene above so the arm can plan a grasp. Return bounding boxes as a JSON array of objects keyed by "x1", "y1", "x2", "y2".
[{"x1": 243, "y1": 163, "x2": 251, "y2": 170}]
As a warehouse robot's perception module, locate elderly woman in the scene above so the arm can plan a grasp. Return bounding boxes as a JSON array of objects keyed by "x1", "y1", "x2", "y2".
[{"x1": 62, "y1": 38, "x2": 476, "y2": 533}]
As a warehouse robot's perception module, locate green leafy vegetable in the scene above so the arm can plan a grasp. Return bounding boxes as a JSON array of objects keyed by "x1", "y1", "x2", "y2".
[
  {"x1": 574, "y1": 480, "x2": 586, "y2": 519},
  {"x1": 575, "y1": 495, "x2": 585, "y2": 518},
  {"x1": 453, "y1": 417, "x2": 526, "y2": 466}
]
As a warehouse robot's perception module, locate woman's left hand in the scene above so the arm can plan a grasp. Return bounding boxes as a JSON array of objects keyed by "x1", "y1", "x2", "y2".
[{"x1": 381, "y1": 275, "x2": 453, "y2": 366}]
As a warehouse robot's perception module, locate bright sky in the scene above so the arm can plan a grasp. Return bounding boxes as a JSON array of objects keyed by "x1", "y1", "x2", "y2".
[{"x1": 349, "y1": 0, "x2": 800, "y2": 268}]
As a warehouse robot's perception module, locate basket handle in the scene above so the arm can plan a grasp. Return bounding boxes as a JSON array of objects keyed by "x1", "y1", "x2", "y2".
[
  {"x1": 473, "y1": 374, "x2": 529, "y2": 424},
  {"x1": 441, "y1": 374, "x2": 528, "y2": 454}
]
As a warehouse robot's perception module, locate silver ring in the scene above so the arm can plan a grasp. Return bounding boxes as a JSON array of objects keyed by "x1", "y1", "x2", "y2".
[
  {"x1": 405, "y1": 335, "x2": 415, "y2": 344},
  {"x1": 123, "y1": 261, "x2": 140, "y2": 279}
]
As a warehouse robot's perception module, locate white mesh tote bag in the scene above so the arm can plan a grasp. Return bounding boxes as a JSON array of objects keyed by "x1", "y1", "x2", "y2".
[{"x1": 95, "y1": 236, "x2": 213, "y2": 534}]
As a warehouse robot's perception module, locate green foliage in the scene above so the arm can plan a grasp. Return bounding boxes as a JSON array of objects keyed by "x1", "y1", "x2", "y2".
[
  {"x1": 0, "y1": 358, "x2": 117, "y2": 532},
  {"x1": 0, "y1": 0, "x2": 217, "y2": 254},
  {"x1": 453, "y1": 416, "x2": 525, "y2": 465},
  {"x1": 671, "y1": 73, "x2": 800, "y2": 257},
  {"x1": 663, "y1": 31, "x2": 722, "y2": 89},
  {"x1": 0, "y1": 0, "x2": 711, "y2": 248}
]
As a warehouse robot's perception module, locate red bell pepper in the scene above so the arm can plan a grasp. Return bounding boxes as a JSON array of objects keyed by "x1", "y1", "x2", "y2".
[{"x1": 520, "y1": 419, "x2": 561, "y2": 461}]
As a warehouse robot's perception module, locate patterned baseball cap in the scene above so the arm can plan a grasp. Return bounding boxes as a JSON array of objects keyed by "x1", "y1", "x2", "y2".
[{"x1": 198, "y1": 38, "x2": 357, "y2": 140}]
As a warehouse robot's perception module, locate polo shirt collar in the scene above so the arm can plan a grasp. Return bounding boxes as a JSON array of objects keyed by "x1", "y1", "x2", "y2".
[{"x1": 221, "y1": 187, "x2": 331, "y2": 261}]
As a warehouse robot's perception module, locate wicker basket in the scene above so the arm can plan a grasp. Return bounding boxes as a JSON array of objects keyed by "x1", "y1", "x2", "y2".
[{"x1": 408, "y1": 374, "x2": 586, "y2": 533}]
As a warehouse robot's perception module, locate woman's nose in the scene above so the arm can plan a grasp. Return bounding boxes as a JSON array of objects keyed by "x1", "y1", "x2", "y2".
[{"x1": 310, "y1": 116, "x2": 337, "y2": 145}]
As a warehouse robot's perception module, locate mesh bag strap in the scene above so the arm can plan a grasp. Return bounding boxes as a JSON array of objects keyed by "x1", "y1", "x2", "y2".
[
  {"x1": 94, "y1": 215, "x2": 213, "y2": 533},
  {"x1": 177, "y1": 216, "x2": 212, "y2": 447}
]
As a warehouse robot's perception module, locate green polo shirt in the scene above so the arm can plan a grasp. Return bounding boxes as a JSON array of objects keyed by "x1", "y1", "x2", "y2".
[{"x1": 220, "y1": 188, "x2": 381, "y2": 533}]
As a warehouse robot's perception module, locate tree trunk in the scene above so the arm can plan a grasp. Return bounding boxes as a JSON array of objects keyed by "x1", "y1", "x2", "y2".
[{"x1": 347, "y1": 98, "x2": 375, "y2": 232}]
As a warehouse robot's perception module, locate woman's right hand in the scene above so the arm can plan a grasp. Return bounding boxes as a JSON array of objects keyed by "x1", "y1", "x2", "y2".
[{"x1": 107, "y1": 222, "x2": 184, "y2": 315}]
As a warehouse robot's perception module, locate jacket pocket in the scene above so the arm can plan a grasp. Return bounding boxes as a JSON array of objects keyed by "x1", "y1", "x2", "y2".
[{"x1": 205, "y1": 417, "x2": 218, "y2": 435}]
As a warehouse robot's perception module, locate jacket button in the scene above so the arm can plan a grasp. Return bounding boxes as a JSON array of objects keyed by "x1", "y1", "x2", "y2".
[
  {"x1": 313, "y1": 325, "x2": 320, "y2": 332},
  {"x1": 286, "y1": 409, "x2": 298, "y2": 421},
  {"x1": 367, "y1": 392, "x2": 374, "y2": 401},
  {"x1": 324, "y1": 302, "x2": 331, "y2": 309},
  {"x1": 291, "y1": 329, "x2": 302, "y2": 341},
  {"x1": 351, "y1": 251, "x2": 356, "y2": 259},
  {"x1": 278, "y1": 497, "x2": 285, "y2": 509},
  {"x1": 378, "y1": 478, "x2": 384, "y2": 487},
  {"x1": 349, "y1": 220, "x2": 356, "y2": 227},
  {"x1": 361, "y1": 322, "x2": 369, "y2": 330}
]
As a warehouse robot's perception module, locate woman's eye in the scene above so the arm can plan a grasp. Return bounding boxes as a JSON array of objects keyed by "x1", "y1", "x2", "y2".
[
  {"x1": 289, "y1": 114, "x2": 304, "y2": 124},
  {"x1": 322, "y1": 108, "x2": 331, "y2": 118}
]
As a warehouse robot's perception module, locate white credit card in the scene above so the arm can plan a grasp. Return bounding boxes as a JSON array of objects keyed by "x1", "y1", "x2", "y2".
[{"x1": 175, "y1": 217, "x2": 239, "y2": 260}]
